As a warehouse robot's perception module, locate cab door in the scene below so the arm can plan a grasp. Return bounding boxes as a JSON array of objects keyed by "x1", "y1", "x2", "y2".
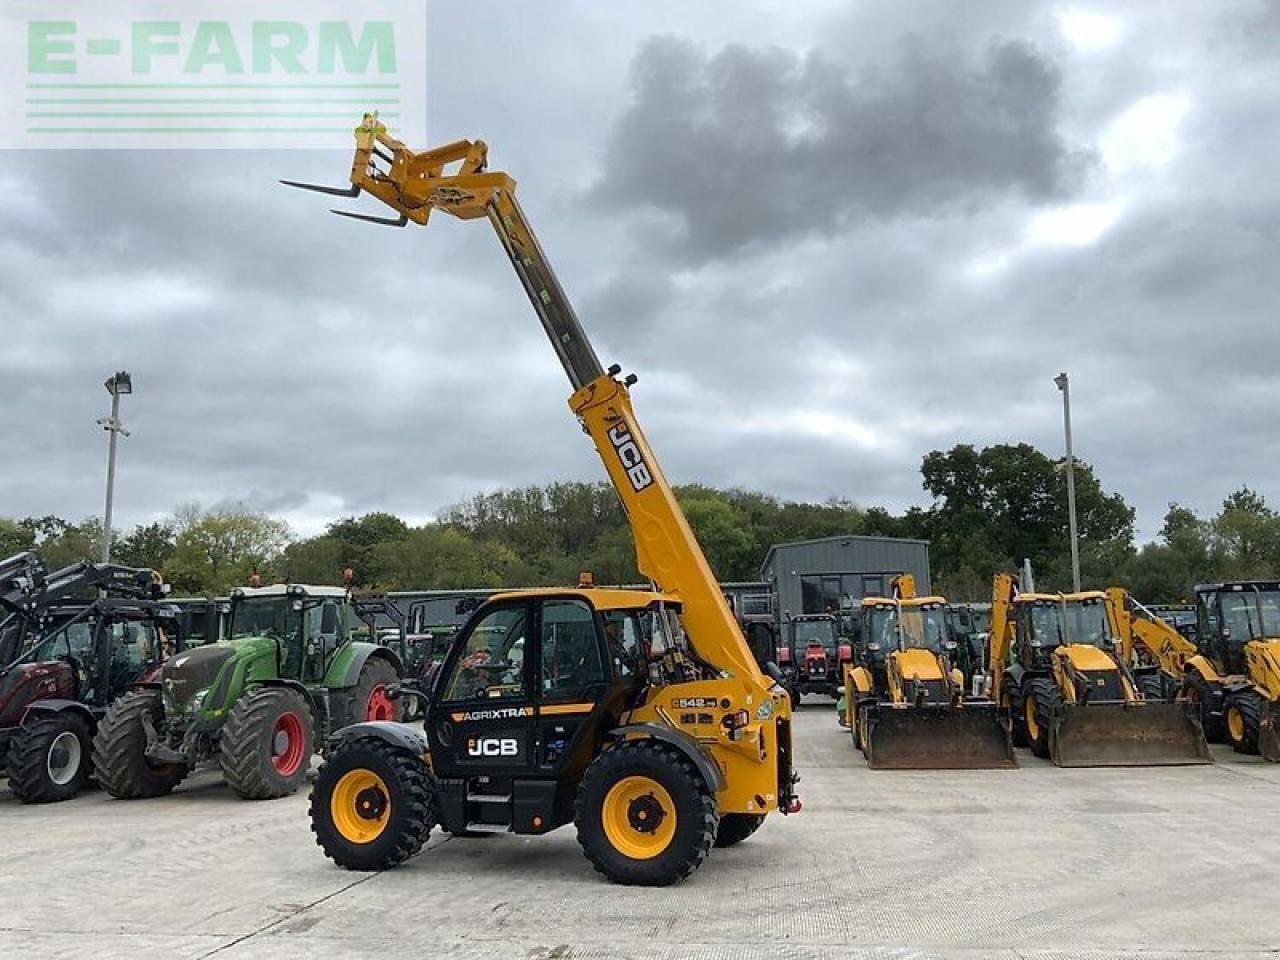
[
  {"x1": 532, "y1": 598, "x2": 616, "y2": 780},
  {"x1": 427, "y1": 599, "x2": 537, "y2": 777}
]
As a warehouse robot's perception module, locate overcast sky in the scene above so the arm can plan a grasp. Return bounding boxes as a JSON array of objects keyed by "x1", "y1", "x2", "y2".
[{"x1": 2, "y1": 0, "x2": 1277, "y2": 543}]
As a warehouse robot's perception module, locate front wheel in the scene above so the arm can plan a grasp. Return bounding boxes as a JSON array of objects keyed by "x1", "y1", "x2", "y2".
[
  {"x1": 310, "y1": 737, "x2": 436, "y2": 870},
  {"x1": 1183, "y1": 672, "x2": 1225, "y2": 743},
  {"x1": 575, "y1": 740, "x2": 717, "y2": 886},
  {"x1": 1225, "y1": 691, "x2": 1263, "y2": 755},
  {"x1": 92, "y1": 689, "x2": 188, "y2": 799},
  {"x1": 6, "y1": 712, "x2": 92, "y2": 803},
  {"x1": 220, "y1": 687, "x2": 315, "y2": 800},
  {"x1": 1025, "y1": 678, "x2": 1061, "y2": 760}
]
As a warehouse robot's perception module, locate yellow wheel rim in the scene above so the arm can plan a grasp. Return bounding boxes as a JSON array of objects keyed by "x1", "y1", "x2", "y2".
[
  {"x1": 602, "y1": 775, "x2": 676, "y2": 860},
  {"x1": 1025, "y1": 695, "x2": 1040, "y2": 740},
  {"x1": 330, "y1": 768, "x2": 391, "y2": 844},
  {"x1": 1228, "y1": 705, "x2": 1245, "y2": 743}
]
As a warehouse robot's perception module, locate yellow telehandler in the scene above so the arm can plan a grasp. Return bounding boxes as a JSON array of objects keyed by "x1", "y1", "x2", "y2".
[
  {"x1": 1111, "y1": 582, "x2": 1280, "y2": 760},
  {"x1": 839, "y1": 576, "x2": 1014, "y2": 769},
  {"x1": 990, "y1": 574, "x2": 1208, "y2": 767},
  {"x1": 283, "y1": 126, "x2": 799, "y2": 885}
]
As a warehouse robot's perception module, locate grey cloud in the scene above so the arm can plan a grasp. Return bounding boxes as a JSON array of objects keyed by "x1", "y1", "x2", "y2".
[{"x1": 590, "y1": 34, "x2": 1094, "y2": 262}]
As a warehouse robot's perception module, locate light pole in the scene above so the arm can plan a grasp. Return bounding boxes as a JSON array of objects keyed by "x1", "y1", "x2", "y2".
[
  {"x1": 1054, "y1": 371, "x2": 1081, "y2": 592},
  {"x1": 98, "y1": 371, "x2": 133, "y2": 563}
]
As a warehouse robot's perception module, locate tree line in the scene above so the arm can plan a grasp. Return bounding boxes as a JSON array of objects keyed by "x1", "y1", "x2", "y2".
[{"x1": 2, "y1": 442, "x2": 1275, "y2": 603}]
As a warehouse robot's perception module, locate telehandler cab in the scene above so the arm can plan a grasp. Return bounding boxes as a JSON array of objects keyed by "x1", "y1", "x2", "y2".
[
  {"x1": 839, "y1": 575, "x2": 1013, "y2": 769},
  {"x1": 284, "y1": 125, "x2": 799, "y2": 885},
  {"x1": 1115, "y1": 582, "x2": 1280, "y2": 759},
  {"x1": 990, "y1": 574, "x2": 1208, "y2": 767},
  {"x1": 93, "y1": 583, "x2": 403, "y2": 801}
]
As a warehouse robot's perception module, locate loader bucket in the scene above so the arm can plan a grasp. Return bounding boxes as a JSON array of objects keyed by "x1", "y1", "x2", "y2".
[
  {"x1": 864, "y1": 704, "x2": 1017, "y2": 770},
  {"x1": 1050, "y1": 701, "x2": 1211, "y2": 767},
  {"x1": 1258, "y1": 700, "x2": 1280, "y2": 763}
]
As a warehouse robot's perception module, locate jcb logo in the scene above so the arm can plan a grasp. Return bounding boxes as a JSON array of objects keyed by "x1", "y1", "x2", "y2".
[
  {"x1": 607, "y1": 424, "x2": 653, "y2": 492},
  {"x1": 467, "y1": 737, "x2": 519, "y2": 757}
]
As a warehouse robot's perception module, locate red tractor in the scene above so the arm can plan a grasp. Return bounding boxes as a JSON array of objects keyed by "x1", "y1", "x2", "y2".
[
  {"x1": 0, "y1": 552, "x2": 178, "y2": 802},
  {"x1": 779, "y1": 613, "x2": 852, "y2": 704}
]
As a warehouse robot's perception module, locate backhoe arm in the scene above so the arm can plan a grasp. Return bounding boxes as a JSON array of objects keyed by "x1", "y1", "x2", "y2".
[
  {"x1": 1106, "y1": 587, "x2": 1196, "y2": 677},
  {"x1": 286, "y1": 130, "x2": 764, "y2": 685},
  {"x1": 989, "y1": 573, "x2": 1017, "y2": 703}
]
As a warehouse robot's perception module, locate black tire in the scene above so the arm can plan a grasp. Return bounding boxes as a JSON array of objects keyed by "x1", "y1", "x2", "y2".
[
  {"x1": 348, "y1": 658, "x2": 403, "y2": 725},
  {"x1": 92, "y1": 690, "x2": 188, "y2": 799},
  {"x1": 1026, "y1": 678, "x2": 1062, "y2": 760},
  {"x1": 7, "y1": 712, "x2": 92, "y2": 804},
  {"x1": 310, "y1": 737, "x2": 436, "y2": 870},
  {"x1": 575, "y1": 740, "x2": 717, "y2": 886},
  {"x1": 1183, "y1": 672, "x2": 1225, "y2": 743},
  {"x1": 1224, "y1": 690, "x2": 1263, "y2": 755},
  {"x1": 1138, "y1": 673, "x2": 1167, "y2": 702},
  {"x1": 714, "y1": 813, "x2": 765, "y2": 848},
  {"x1": 855, "y1": 701, "x2": 872, "y2": 756},
  {"x1": 220, "y1": 687, "x2": 315, "y2": 800},
  {"x1": 1007, "y1": 679, "x2": 1030, "y2": 749}
]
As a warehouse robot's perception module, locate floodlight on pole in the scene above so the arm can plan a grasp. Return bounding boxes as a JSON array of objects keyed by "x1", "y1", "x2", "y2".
[
  {"x1": 98, "y1": 371, "x2": 133, "y2": 563},
  {"x1": 1055, "y1": 371, "x2": 1081, "y2": 592}
]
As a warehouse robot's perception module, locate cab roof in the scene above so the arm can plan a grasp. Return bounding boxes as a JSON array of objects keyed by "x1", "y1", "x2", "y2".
[
  {"x1": 862, "y1": 596, "x2": 948, "y2": 608},
  {"x1": 1016, "y1": 590, "x2": 1107, "y2": 603},
  {"x1": 231, "y1": 584, "x2": 349, "y2": 599},
  {"x1": 486, "y1": 587, "x2": 678, "y2": 611}
]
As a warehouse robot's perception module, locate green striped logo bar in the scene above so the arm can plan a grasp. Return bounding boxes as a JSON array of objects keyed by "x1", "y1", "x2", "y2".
[{"x1": 4, "y1": 1, "x2": 426, "y2": 148}]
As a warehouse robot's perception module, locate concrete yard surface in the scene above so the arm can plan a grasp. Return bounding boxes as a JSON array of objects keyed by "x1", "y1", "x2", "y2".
[{"x1": 2, "y1": 705, "x2": 1279, "y2": 959}]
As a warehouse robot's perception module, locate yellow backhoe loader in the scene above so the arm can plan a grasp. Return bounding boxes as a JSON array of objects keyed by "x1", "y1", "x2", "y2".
[
  {"x1": 840, "y1": 576, "x2": 1014, "y2": 769},
  {"x1": 283, "y1": 127, "x2": 799, "y2": 885},
  {"x1": 1112, "y1": 582, "x2": 1280, "y2": 760},
  {"x1": 990, "y1": 574, "x2": 1208, "y2": 767}
]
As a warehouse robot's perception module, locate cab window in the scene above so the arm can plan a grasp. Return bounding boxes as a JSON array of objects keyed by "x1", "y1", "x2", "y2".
[
  {"x1": 601, "y1": 610, "x2": 643, "y2": 678},
  {"x1": 443, "y1": 605, "x2": 529, "y2": 701},
  {"x1": 541, "y1": 600, "x2": 605, "y2": 701}
]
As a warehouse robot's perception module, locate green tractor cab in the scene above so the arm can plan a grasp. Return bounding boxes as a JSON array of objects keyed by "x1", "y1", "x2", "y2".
[{"x1": 93, "y1": 583, "x2": 403, "y2": 801}]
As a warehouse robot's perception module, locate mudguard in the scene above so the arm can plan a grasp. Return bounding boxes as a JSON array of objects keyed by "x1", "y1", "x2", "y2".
[
  {"x1": 608, "y1": 723, "x2": 725, "y2": 792},
  {"x1": 22, "y1": 698, "x2": 96, "y2": 727},
  {"x1": 328, "y1": 642, "x2": 404, "y2": 689},
  {"x1": 331, "y1": 720, "x2": 429, "y2": 754}
]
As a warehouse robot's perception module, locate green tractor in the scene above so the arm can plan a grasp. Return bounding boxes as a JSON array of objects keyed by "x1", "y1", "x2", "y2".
[{"x1": 92, "y1": 583, "x2": 403, "y2": 801}]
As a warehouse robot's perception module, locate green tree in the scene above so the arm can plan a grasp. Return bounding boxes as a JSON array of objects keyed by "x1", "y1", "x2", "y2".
[
  {"x1": 324, "y1": 512, "x2": 410, "y2": 585},
  {"x1": 920, "y1": 442, "x2": 1134, "y2": 592},
  {"x1": 373, "y1": 526, "x2": 526, "y2": 590},
  {"x1": 114, "y1": 522, "x2": 176, "y2": 571},
  {"x1": 0, "y1": 518, "x2": 35, "y2": 557},
  {"x1": 167, "y1": 506, "x2": 292, "y2": 595}
]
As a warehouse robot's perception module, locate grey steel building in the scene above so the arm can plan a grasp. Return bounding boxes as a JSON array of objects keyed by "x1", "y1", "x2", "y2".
[{"x1": 759, "y1": 535, "x2": 931, "y2": 619}]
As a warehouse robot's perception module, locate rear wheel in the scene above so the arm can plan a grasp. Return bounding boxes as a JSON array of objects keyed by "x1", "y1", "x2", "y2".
[
  {"x1": 310, "y1": 737, "x2": 436, "y2": 870},
  {"x1": 350, "y1": 658, "x2": 403, "y2": 724},
  {"x1": 220, "y1": 687, "x2": 315, "y2": 800},
  {"x1": 6, "y1": 712, "x2": 92, "y2": 803},
  {"x1": 92, "y1": 690, "x2": 188, "y2": 799},
  {"x1": 1225, "y1": 690, "x2": 1263, "y2": 754},
  {"x1": 576, "y1": 740, "x2": 717, "y2": 886},
  {"x1": 1183, "y1": 671, "x2": 1225, "y2": 742},
  {"x1": 714, "y1": 813, "x2": 765, "y2": 848},
  {"x1": 1025, "y1": 678, "x2": 1062, "y2": 760}
]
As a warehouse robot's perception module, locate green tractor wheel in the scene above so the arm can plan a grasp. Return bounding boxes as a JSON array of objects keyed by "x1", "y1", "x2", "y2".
[
  {"x1": 220, "y1": 687, "x2": 315, "y2": 800},
  {"x1": 349, "y1": 658, "x2": 403, "y2": 724},
  {"x1": 92, "y1": 689, "x2": 188, "y2": 799}
]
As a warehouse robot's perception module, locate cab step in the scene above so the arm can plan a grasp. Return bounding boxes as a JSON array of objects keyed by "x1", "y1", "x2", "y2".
[{"x1": 463, "y1": 822, "x2": 511, "y2": 834}]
